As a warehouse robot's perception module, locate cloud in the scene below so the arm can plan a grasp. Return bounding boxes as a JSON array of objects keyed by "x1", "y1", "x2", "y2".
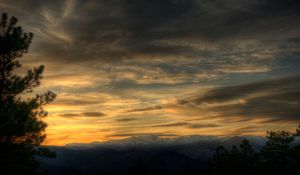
[
  {"x1": 2, "y1": 0, "x2": 300, "y2": 144},
  {"x1": 60, "y1": 111, "x2": 106, "y2": 118},
  {"x1": 53, "y1": 99, "x2": 102, "y2": 106},
  {"x1": 82, "y1": 112, "x2": 106, "y2": 117},
  {"x1": 154, "y1": 122, "x2": 188, "y2": 127},
  {"x1": 2, "y1": 0, "x2": 299, "y2": 64},
  {"x1": 108, "y1": 133, "x2": 178, "y2": 138},
  {"x1": 59, "y1": 113, "x2": 80, "y2": 117},
  {"x1": 125, "y1": 105, "x2": 163, "y2": 113},
  {"x1": 215, "y1": 90, "x2": 300, "y2": 121},
  {"x1": 225, "y1": 126, "x2": 259, "y2": 135},
  {"x1": 194, "y1": 75, "x2": 300, "y2": 103},
  {"x1": 154, "y1": 122, "x2": 220, "y2": 129},
  {"x1": 188, "y1": 123, "x2": 220, "y2": 129},
  {"x1": 179, "y1": 75, "x2": 300, "y2": 122},
  {"x1": 115, "y1": 117, "x2": 137, "y2": 122},
  {"x1": 2, "y1": 0, "x2": 300, "y2": 93}
]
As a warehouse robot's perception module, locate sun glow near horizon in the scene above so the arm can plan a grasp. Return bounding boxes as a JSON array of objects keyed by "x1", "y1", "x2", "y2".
[{"x1": 2, "y1": 0, "x2": 299, "y2": 146}]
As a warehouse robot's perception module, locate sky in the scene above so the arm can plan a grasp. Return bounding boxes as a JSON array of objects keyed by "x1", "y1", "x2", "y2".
[{"x1": 1, "y1": 0, "x2": 300, "y2": 145}]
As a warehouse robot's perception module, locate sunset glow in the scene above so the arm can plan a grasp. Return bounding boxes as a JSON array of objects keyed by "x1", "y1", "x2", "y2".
[{"x1": 2, "y1": 0, "x2": 299, "y2": 146}]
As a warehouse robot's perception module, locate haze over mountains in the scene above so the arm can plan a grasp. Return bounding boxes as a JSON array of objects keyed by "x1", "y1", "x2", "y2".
[{"x1": 39, "y1": 135, "x2": 268, "y2": 175}]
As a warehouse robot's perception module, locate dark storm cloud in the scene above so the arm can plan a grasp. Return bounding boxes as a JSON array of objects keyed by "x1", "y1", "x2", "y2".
[
  {"x1": 1, "y1": 0, "x2": 300, "y2": 62},
  {"x1": 181, "y1": 75, "x2": 300, "y2": 122}
]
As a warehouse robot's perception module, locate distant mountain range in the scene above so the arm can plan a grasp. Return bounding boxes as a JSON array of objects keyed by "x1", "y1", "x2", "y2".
[{"x1": 39, "y1": 135, "x2": 267, "y2": 175}]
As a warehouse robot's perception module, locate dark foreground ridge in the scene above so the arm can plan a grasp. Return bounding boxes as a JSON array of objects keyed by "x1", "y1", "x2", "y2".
[{"x1": 39, "y1": 135, "x2": 267, "y2": 175}]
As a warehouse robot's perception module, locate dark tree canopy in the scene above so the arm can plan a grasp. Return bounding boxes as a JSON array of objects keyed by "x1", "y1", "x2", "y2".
[
  {"x1": 208, "y1": 139, "x2": 257, "y2": 175},
  {"x1": 209, "y1": 125, "x2": 300, "y2": 175},
  {"x1": 0, "y1": 13, "x2": 56, "y2": 174}
]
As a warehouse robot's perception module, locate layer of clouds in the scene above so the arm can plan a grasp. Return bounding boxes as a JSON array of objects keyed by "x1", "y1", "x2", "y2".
[
  {"x1": 60, "y1": 111, "x2": 106, "y2": 118},
  {"x1": 125, "y1": 105, "x2": 163, "y2": 113},
  {"x1": 2, "y1": 0, "x2": 300, "y2": 74},
  {"x1": 108, "y1": 133, "x2": 178, "y2": 138},
  {"x1": 1, "y1": 0, "x2": 300, "y2": 144},
  {"x1": 176, "y1": 75, "x2": 300, "y2": 122},
  {"x1": 1, "y1": 1, "x2": 300, "y2": 104},
  {"x1": 154, "y1": 122, "x2": 220, "y2": 129}
]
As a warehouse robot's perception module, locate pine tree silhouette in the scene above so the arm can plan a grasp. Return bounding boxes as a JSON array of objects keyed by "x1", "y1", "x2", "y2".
[{"x1": 0, "y1": 13, "x2": 56, "y2": 175}]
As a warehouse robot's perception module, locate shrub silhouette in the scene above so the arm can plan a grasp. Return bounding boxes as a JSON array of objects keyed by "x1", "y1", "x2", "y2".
[{"x1": 0, "y1": 13, "x2": 56, "y2": 174}]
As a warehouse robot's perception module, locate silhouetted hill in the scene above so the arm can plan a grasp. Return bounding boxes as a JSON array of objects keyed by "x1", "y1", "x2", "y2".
[{"x1": 38, "y1": 135, "x2": 266, "y2": 175}]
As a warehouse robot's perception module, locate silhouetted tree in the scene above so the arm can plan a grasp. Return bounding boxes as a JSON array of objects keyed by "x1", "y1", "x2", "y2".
[
  {"x1": 208, "y1": 126, "x2": 300, "y2": 175},
  {"x1": 0, "y1": 13, "x2": 56, "y2": 174},
  {"x1": 259, "y1": 130, "x2": 298, "y2": 175},
  {"x1": 208, "y1": 139, "x2": 257, "y2": 175}
]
